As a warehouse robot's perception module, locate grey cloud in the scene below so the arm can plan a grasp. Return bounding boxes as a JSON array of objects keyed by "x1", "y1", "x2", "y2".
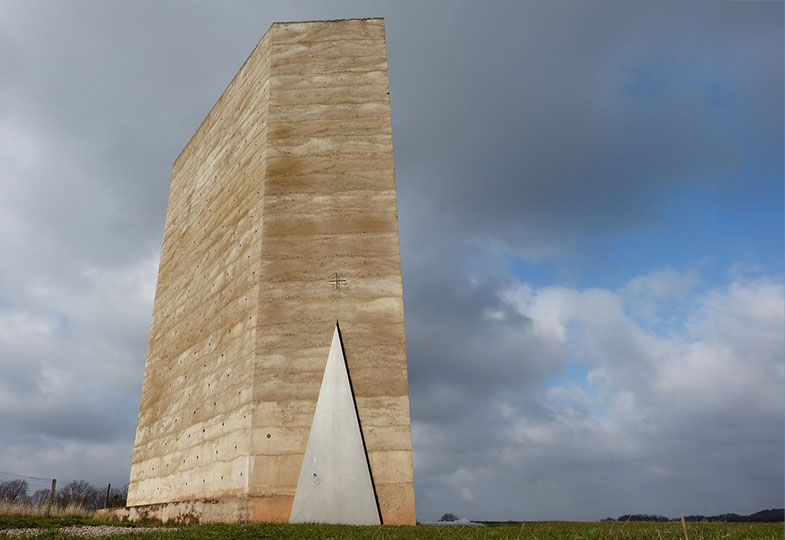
[{"x1": 392, "y1": 1, "x2": 781, "y2": 259}]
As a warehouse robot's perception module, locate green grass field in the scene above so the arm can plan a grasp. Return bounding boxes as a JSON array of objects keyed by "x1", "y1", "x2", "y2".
[{"x1": 1, "y1": 519, "x2": 782, "y2": 539}]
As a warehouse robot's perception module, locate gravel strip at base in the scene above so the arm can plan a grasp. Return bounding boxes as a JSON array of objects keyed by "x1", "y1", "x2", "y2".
[{"x1": 2, "y1": 526, "x2": 175, "y2": 537}]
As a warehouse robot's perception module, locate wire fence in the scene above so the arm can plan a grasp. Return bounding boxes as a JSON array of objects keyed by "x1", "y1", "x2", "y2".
[
  {"x1": 0, "y1": 469, "x2": 127, "y2": 509},
  {"x1": 0, "y1": 471, "x2": 54, "y2": 497}
]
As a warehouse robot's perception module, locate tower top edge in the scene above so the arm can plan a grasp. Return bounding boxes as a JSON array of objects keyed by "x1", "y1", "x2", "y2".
[
  {"x1": 271, "y1": 17, "x2": 384, "y2": 26},
  {"x1": 269, "y1": 17, "x2": 384, "y2": 27},
  {"x1": 171, "y1": 16, "x2": 386, "y2": 170}
]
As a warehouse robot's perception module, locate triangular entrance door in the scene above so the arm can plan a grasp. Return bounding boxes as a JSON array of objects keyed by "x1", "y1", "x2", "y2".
[{"x1": 288, "y1": 323, "x2": 381, "y2": 525}]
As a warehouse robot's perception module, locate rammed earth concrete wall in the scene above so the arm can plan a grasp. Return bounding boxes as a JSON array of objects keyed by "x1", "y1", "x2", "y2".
[{"x1": 127, "y1": 18, "x2": 415, "y2": 525}]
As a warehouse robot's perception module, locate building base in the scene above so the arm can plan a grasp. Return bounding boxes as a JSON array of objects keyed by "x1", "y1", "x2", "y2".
[{"x1": 94, "y1": 496, "x2": 293, "y2": 525}]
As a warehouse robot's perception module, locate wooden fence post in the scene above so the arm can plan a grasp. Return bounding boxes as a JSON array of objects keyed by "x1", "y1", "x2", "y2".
[
  {"x1": 46, "y1": 478, "x2": 56, "y2": 517},
  {"x1": 104, "y1": 483, "x2": 111, "y2": 509}
]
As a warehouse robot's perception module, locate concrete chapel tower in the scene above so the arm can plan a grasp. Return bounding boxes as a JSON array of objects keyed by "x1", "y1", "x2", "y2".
[{"x1": 126, "y1": 18, "x2": 415, "y2": 525}]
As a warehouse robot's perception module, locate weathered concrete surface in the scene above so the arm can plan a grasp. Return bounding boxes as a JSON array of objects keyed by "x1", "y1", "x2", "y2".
[
  {"x1": 95, "y1": 498, "x2": 250, "y2": 524},
  {"x1": 127, "y1": 18, "x2": 415, "y2": 525},
  {"x1": 289, "y1": 325, "x2": 380, "y2": 525}
]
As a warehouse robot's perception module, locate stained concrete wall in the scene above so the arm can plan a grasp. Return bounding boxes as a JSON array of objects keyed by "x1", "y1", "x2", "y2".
[{"x1": 127, "y1": 18, "x2": 415, "y2": 525}]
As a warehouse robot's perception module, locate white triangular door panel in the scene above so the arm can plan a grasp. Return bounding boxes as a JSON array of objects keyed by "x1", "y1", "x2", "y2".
[{"x1": 289, "y1": 323, "x2": 380, "y2": 525}]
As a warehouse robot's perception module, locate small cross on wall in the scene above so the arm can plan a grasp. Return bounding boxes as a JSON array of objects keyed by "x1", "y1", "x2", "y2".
[{"x1": 328, "y1": 272, "x2": 347, "y2": 292}]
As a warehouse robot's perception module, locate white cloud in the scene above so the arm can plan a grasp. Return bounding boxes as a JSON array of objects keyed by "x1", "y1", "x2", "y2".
[
  {"x1": 621, "y1": 267, "x2": 701, "y2": 324},
  {"x1": 413, "y1": 269, "x2": 783, "y2": 520}
]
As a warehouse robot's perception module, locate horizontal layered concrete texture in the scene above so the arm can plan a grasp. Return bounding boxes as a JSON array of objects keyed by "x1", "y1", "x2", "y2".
[{"x1": 127, "y1": 18, "x2": 415, "y2": 525}]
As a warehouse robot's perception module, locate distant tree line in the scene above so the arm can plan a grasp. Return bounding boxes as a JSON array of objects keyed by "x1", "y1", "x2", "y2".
[
  {"x1": 602, "y1": 509, "x2": 784, "y2": 523},
  {"x1": 0, "y1": 479, "x2": 127, "y2": 510},
  {"x1": 603, "y1": 514, "x2": 671, "y2": 522}
]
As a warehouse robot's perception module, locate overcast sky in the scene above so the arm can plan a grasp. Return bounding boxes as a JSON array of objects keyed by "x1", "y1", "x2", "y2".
[{"x1": 0, "y1": 0, "x2": 782, "y2": 522}]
